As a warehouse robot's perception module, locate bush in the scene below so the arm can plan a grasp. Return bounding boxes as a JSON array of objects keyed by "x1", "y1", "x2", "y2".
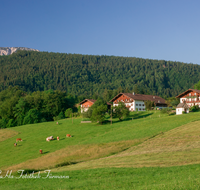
[
  {"x1": 160, "y1": 107, "x2": 172, "y2": 115},
  {"x1": 54, "y1": 111, "x2": 65, "y2": 121},
  {"x1": 65, "y1": 108, "x2": 73, "y2": 118},
  {"x1": 190, "y1": 105, "x2": 199, "y2": 112}
]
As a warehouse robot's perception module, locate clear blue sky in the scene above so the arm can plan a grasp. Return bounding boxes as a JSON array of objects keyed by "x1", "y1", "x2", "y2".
[{"x1": 1, "y1": 0, "x2": 200, "y2": 64}]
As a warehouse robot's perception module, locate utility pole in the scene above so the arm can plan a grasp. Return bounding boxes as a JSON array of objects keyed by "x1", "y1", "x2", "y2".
[{"x1": 110, "y1": 107, "x2": 112, "y2": 125}]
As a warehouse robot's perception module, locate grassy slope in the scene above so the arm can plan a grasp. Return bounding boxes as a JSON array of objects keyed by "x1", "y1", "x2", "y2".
[
  {"x1": 59, "y1": 119, "x2": 200, "y2": 171},
  {"x1": 1, "y1": 111, "x2": 199, "y2": 171},
  {"x1": 1, "y1": 111, "x2": 200, "y2": 189}
]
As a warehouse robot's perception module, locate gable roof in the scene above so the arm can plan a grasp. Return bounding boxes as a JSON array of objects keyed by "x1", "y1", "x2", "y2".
[
  {"x1": 79, "y1": 99, "x2": 96, "y2": 105},
  {"x1": 176, "y1": 103, "x2": 189, "y2": 109},
  {"x1": 79, "y1": 99, "x2": 112, "y2": 106},
  {"x1": 176, "y1": 89, "x2": 200, "y2": 98},
  {"x1": 110, "y1": 93, "x2": 166, "y2": 104}
]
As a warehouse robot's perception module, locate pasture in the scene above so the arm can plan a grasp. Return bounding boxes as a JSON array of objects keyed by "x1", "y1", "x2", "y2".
[{"x1": 1, "y1": 111, "x2": 200, "y2": 189}]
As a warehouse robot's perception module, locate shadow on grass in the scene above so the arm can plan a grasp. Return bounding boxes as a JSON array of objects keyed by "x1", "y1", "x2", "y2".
[
  {"x1": 15, "y1": 144, "x2": 22, "y2": 147},
  {"x1": 43, "y1": 151, "x2": 50, "y2": 154},
  {"x1": 55, "y1": 161, "x2": 79, "y2": 168},
  {"x1": 107, "y1": 112, "x2": 154, "y2": 124}
]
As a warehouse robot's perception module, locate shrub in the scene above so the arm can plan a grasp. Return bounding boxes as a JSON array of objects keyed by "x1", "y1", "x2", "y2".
[
  {"x1": 160, "y1": 107, "x2": 172, "y2": 115},
  {"x1": 190, "y1": 105, "x2": 199, "y2": 112},
  {"x1": 65, "y1": 108, "x2": 73, "y2": 118}
]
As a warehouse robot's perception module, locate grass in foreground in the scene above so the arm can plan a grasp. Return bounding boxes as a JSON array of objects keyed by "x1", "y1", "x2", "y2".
[{"x1": 1, "y1": 164, "x2": 200, "y2": 190}]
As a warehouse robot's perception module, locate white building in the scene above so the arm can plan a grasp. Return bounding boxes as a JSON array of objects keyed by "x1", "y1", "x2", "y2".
[
  {"x1": 176, "y1": 103, "x2": 189, "y2": 115},
  {"x1": 110, "y1": 92, "x2": 167, "y2": 111}
]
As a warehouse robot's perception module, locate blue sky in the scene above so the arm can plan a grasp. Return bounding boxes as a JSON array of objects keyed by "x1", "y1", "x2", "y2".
[{"x1": 1, "y1": 0, "x2": 200, "y2": 64}]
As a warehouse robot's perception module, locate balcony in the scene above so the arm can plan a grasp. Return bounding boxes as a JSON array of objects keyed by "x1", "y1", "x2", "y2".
[{"x1": 185, "y1": 100, "x2": 200, "y2": 103}]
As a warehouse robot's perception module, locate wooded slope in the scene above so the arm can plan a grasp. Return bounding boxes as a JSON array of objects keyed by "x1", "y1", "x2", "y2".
[{"x1": 0, "y1": 51, "x2": 199, "y2": 97}]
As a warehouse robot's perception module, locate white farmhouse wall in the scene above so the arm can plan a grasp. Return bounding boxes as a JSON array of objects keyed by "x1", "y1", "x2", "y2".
[
  {"x1": 135, "y1": 100, "x2": 145, "y2": 111},
  {"x1": 180, "y1": 98, "x2": 186, "y2": 103},
  {"x1": 176, "y1": 108, "x2": 184, "y2": 115}
]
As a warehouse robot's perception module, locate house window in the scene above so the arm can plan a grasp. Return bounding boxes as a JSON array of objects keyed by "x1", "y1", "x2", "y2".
[
  {"x1": 131, "y1": 104, "x2": 133, "y2": 106},
  {"x1": 117, "y1": 100, "x2": 119, "y2": 102},
  {"x1": 142, "y1": 104, "x2": 144, "y2": 106},
  {"x1": 139, "y1": 104, "x2": 141, "y2": 106},
  {"x1": 125, "y1": 99, "x2": 127, "y2": 101},
  {"x1": 189, "y1": 93, "x2": 191, "y2": 96},
  {"x1": 195, "y1": 93, "x2": 196, "y2": 95},
  {"x1": 139, "y1": 108, "x2": 141, "y2": 110},
  {"x1": 88, "y1": 105, "x2": 89, "y2": 107},
  {"x1": 136, "y1": 104, "x2": 138, "y2": 106}
]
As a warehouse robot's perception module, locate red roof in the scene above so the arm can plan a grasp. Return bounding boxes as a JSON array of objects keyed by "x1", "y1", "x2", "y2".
[
  {"x1": 79, "y1": 99, "x2": 112, "y2": 106},
  {"x1": 79, "y1": 99, "x2": 96, "y2": 105},
  {"x1": 176, "y1": 89, "x2": 200, "y2": 98},
  {"x1": 110, "y1": 93, "x2": 166, "y2": 104}
]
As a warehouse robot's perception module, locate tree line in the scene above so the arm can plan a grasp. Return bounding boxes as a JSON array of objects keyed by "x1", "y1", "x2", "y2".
[
  {"x1": 0, "y1": 86, "x2": 78, "y2": 128},
  {"x1": 0, "y1": 50, "x2": 200, "y2": 99}
]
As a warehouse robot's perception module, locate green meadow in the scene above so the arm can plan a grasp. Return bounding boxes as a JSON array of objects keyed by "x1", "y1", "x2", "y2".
[{"x1": 1, "y1": 111, "x2": 200, "y2": 189}]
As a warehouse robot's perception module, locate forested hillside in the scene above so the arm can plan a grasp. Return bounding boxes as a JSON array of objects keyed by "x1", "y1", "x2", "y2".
[{"x1": 0, "y1": 50, "x2": 199, "y2": 98}]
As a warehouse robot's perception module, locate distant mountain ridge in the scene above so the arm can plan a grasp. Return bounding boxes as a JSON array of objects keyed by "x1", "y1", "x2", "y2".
[{"x1": 0, "y1": 47, "x2": 39, "y2": 55}]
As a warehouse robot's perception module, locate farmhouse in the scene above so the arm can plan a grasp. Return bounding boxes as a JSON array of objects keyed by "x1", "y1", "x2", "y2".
[
  {"x1": 176, "y1": 89, "x2": 200, "y2": 107},
  {"x1": 176, "y1": 89, "x2": 200, "y2": 114},
  {"x1": 110, "y1": 92, "x2": 167, "y2": 111},
  {"x1": 79, "y1": 99, "x2": 111, "y2": 113}
]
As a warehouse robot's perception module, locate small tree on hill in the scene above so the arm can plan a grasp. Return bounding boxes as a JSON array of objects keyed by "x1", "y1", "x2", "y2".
[
  {"x1": 113, "y1": 102, "x2": 130, "y2": 121},
  {"x1": 91, "y1": 104, "x2": 107, "y2": 124},
  {"x1": 144, "y1": 100, "x2": 155, "y2": 110},
  {"x1": 65, "y1": 108, "x2": 73, "y2": 118},
  {"x1": 90, "y1": 97, "x2": 108, "y2": 124}
]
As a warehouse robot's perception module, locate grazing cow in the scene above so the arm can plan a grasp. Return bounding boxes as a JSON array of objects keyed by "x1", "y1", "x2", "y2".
[
  {"x1": 56, "y1": 122, "x2": 59, "y2": 125},
  {"x1": 46, "y1": 136, "x2": 54, "y2": 141},
  {"x1": 16, "y1": 138, "x2": 22, "y2": 142},
  {"x1": 66, "y1": 134, "x2": 72, "y2": 138},
  {"x1": 14, "y1": 143, "x2": 17, "y2": 147},
  {"x1": 57, "y1": 136, "x2": 59, "y2": 141},
  {"x1": 40, "y1": 149, "x2": 43, "y2": 154}
]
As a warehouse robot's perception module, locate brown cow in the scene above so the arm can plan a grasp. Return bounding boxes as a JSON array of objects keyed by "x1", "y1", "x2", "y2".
[
  {"x1": 57, "y1": 136, "x2": 59, "y2": 141},
  {"x1": 14, "y1": 143, "x2": 17, "y2": 147},
  {"x1": 39, "y1": 149, "x2": 43, "y2": 154},
  {"x1": 16, "y1": 138, "x2": 22, "y2": 142},
  {"x1": 66, "y1": 134, "x2": 72, "y2": 137}
]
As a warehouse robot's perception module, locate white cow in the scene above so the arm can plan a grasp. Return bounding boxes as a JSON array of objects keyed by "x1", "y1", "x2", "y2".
[{"x1": 46, "y1": 136, "x2": 54, "y2": 141}]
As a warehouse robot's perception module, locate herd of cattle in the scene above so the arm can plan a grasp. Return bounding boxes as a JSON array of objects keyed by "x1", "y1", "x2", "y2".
[
  {"x1": 14, "y1": 132, "x2": 72, "y2": 154},
  {"x1": 46, "y1": 134, "x2": 72, "y2": 142}
]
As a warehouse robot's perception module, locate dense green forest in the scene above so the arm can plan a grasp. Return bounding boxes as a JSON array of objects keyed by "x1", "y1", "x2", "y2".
[
  {"x1": 0, "y1": 86, "x2": 78, "y2": 128},
  {"x1": 0, "y1": 50, "x2": 200, "y2": 98}
]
